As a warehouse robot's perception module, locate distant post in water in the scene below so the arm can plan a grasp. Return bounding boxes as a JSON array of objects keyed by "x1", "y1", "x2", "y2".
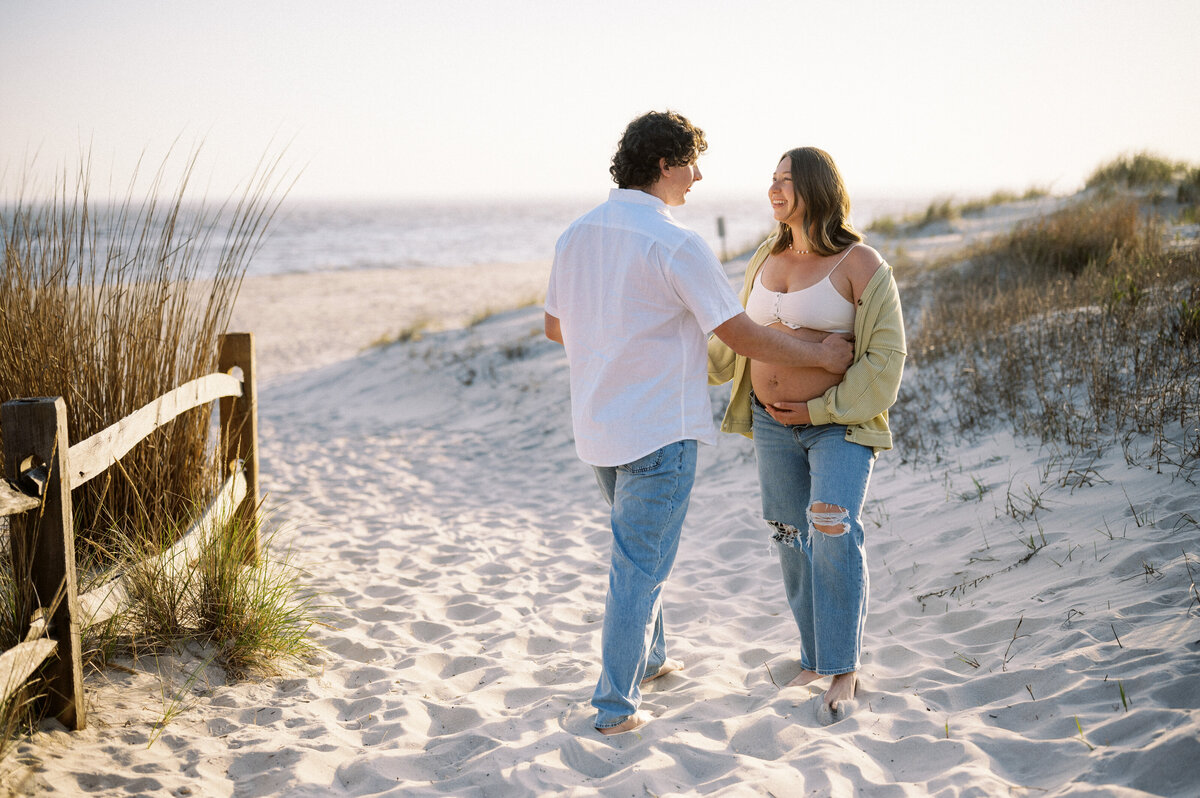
[
  {"x1": 1, "y1": 396, "x2": 87, "y2": 730},
  {"x1": 218, "y1": 332, "x2": 260, "y2": 564},
  {"x1": 717, "y1": 216, "x2": 728, "y2": 262}
]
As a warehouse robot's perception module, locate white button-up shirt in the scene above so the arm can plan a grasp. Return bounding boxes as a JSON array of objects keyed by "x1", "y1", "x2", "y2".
[{"x1": 546, "y1": 188, "x2": 743, "y2": 466}]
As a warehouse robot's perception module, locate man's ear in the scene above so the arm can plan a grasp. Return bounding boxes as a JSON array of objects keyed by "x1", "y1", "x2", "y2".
[{"x1": 658, "y1": 157, "x2": 670, "y2": 176}]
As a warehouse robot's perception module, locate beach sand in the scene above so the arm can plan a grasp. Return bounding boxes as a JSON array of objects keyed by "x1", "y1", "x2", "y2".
[{"x1": 2, "y1": 204, "x2": 1198, "y2": 797}]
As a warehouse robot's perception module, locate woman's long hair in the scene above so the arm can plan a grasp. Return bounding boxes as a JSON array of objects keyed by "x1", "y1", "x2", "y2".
[{"x1": 770, "y1": 147, "x2": 862, "y2": 257}]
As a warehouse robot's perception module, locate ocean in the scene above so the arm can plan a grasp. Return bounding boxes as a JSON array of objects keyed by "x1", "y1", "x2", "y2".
[{"x1": 250, "y1": 193, "x2": 926, "y2": 276}]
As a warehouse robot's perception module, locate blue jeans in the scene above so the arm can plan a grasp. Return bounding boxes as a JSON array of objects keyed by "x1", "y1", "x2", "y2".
[
  {"x1": 590, "y1": 440, "x2": 697, "y2": 729},
  {"x1": 752, "y1": 399, "x2": 874, "y2": 675}
]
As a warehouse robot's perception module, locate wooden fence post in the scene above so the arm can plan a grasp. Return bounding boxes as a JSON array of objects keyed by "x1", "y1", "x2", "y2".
[
  {"x1": 1, "y1": 397, "x2": 86, "y2": 730},
  {"x1": 218, "y1": 332, "x2": 260, "y2": 564}
]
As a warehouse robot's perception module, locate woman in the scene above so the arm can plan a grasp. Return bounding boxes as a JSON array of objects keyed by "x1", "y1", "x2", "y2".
[{"x1": 708, "y1": 147, "x2": 906, "y2": 724}]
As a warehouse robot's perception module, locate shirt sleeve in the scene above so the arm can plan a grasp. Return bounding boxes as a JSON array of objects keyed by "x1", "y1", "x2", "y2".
[
  {"x1": 544, "y1": 252, "x2": 561, "y2": 317},
  {"x1": 666, "y1": 234, "x2": 743, "y2": 334}
]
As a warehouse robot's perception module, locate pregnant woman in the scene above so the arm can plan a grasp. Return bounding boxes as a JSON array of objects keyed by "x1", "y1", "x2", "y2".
[{"x1": 708, "y1": 146, "x2": 906, "y2": 724}]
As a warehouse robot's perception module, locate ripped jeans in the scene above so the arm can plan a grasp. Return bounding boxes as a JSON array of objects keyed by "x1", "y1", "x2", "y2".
[{"x1": 752, "y1": 400, "x2": 874, "y2": 675}]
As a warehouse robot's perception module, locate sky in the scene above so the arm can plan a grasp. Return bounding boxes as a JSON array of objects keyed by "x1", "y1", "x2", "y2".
[{"x1": 2, "y1": 0, "x2": 1199, "y2": 203}]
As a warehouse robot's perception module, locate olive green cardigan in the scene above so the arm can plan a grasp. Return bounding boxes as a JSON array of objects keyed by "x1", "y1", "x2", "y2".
[{"x1": 707, "y1": 239, "x2": 907, "y2": 452}]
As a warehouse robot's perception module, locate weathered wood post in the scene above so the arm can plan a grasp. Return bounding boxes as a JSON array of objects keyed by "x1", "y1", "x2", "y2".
[
  {"x1": 1, "y1": 397, "x2": 86, "y2": 730},
  {"x1": 218, "y1": 332, "x2": 260, "y2": 564}
]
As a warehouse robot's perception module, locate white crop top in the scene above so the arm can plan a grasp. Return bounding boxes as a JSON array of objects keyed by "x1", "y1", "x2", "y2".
[{"x1": 745, "y1": 245, "x2": 857, "y2": 334}]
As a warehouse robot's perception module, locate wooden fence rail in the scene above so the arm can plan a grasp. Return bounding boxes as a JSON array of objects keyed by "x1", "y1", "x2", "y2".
[{"x1": 0, "y1": 332, "x2": 258, "y2": 731}]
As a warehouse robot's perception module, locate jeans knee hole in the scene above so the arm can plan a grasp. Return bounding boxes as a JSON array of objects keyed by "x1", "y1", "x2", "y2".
[
  {"x1": 768, "y1": 520, "x2": 803, "y2": 548},
  {"x1": 808, "y1": 504, "x2": 849, "y2": 537}
]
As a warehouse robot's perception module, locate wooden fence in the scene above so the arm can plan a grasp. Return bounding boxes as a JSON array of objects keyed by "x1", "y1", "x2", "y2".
[{"x1": 0, "y1": 332, "x2": 259, "y2": 731}]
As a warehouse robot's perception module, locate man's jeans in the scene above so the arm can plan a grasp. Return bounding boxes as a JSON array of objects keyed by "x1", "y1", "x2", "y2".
[
  {"x1": 752, "y1": 401, "x2": 874, "y2": 675},
  {"x1": 590, "y1": 440, "x2": 697, "y2": 729}
]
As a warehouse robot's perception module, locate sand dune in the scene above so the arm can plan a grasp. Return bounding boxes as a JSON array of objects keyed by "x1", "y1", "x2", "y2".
[{"x1": 2, "y1": 202, "x2": 1198, "y2": 797}]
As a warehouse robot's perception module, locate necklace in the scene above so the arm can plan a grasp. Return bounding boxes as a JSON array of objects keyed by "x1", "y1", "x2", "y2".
[{"x1": 791, "y1": 243, "x2": 810, "y2": 255}]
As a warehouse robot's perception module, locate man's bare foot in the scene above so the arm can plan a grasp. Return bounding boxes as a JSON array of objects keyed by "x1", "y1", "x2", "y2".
[
  {"x1": 641, "y1": 658, "x2": 684, "y2": 684},
  {"x1": 596, "y1": 710, "x2": 651, "y2": 736},
  {"x1": 824, "y1": 672, "x2": 857, "y2": 712},
  {"x1": 786, "y1": 669, "x2": 824, "y2": 687}
]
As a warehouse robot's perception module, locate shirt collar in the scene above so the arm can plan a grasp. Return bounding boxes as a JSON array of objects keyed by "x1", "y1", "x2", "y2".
[{"x1": 609, "y1": 187, "x2": 669, "y2": 210}]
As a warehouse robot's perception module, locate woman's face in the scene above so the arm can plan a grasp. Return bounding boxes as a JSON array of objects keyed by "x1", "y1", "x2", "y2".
[{"x1": 769, "y1": 157, "x2": 804, "y2": 228}]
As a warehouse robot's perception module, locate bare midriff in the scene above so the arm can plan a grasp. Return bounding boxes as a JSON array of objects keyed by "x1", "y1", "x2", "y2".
[{"x1": 750, "y1": 322, "x2": 843, "y2": 408}]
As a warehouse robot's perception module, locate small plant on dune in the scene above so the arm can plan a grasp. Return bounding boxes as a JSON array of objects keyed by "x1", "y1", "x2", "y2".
[
  {"x1": 369, "y1": 317, "x2": 431, "y2": 348},
  {"x1": 1162, "y1": 287, "x2": 1200, "y2": 346},
  {"x1": 194, "y1": 510, "x2": 318, "y2": 678},
  {"x1": 467, "y1": 307, "x2": 498, "y2": 328},
  {"x1": 960, "y1": 190, "x2": 1018, "y2": 217},
  {"x1": 921, "y1": 198, "x2": 958, "y2": 227},
  {"x1": 867, "y1": 214, "x2": 898, "y2": 236},
  {"x1": 86, "y1": 504, "x2": 319, "y2": 681},
  {"x1": 1074, "y1": 716, "x2": 1095, "y2": 751}
]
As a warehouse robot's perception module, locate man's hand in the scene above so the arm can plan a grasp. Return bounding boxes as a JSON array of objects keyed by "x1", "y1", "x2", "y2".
[
  {"x1": 544, "y1": 312, "x2": 563, "y2": 344},
  {"x1": 820, "y1": 333, "x2": 854, "y2": 374}
]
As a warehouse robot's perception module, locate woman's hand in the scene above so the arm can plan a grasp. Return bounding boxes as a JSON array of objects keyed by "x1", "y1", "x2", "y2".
[
  {"x1": 766, "y1": 400, "x2": 813, "y2": 426},
  {"x1": 819, "y1": 333, "x2": 854, "y2": 374}
]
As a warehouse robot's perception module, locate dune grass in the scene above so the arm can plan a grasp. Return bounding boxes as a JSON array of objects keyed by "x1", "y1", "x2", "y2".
[
  {"x1": 892, "y1": 186, "x2": 1200, "y2": 476},
  {"x1": 1084, "y1": 151, "x2": 1190, "y2": 191},
  {"x1": 90, "y1": 506, "x2": 318, "y2": 681},
  {"x1": 868, "y1": 187, "x2": 1051, "y2": 236}
]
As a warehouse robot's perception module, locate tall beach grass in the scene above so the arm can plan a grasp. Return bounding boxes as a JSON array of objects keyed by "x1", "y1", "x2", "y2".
[
  {"x1": 1, "y1": 152, "x2": 284, "y2": 556},
  {"x1": 0, "y1": 150, "x2": 314, "y2": 746}
]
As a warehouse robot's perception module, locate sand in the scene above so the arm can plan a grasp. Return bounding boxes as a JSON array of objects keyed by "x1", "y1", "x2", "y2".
[{"x1": 2, "y1": 202, "x2": 1198, "y2": 797}]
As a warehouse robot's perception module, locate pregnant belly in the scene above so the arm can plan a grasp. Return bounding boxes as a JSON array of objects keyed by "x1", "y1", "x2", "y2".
[
  {"x1": 749, "y1": 323, "x2": 843, "y2": 407},
  {"x1": 750, "y1": 361, "x2": 841, "y2": 407}
]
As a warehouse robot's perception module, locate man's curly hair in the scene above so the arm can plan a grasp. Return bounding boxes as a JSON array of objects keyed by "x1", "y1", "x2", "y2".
[{"x1": 609, "y1": 111, "x2": 707, "y2": 189}]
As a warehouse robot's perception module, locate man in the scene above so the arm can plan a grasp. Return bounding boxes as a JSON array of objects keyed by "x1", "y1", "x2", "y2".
[{"x1": 544, "y1": 110, "x2": 852, "y2": 735}]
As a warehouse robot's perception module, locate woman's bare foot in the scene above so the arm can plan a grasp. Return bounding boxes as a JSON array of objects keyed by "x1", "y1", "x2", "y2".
[
  {"x1": 641, "y1": 658, "x2": 684, "y2": 684},
  {"x1": 597, "y1": 710, "x2": 651, "y2": 736},
  {"x1": 824, "y1": 672, "x2": 857, "y2": 711},
  {"x1": 786, "y1": 669, "x2": 824, "y2": 687}
]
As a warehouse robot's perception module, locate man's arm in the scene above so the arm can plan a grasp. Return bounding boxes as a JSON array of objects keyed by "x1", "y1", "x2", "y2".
[
  {"x1": 712, "y1": 312, "x2": 852, "y2": 373},
  {"x1": 544, "y1": 312, "x2": 563, "y2": 345}
]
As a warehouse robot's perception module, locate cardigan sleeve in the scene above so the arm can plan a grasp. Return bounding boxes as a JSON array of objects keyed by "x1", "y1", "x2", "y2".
[
  {"x1": 807, "y1": 264, "x2": 907, "y2": 426},
  {"x1": 708, "y1": 335, "x2": 736, "y2": 385}
]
